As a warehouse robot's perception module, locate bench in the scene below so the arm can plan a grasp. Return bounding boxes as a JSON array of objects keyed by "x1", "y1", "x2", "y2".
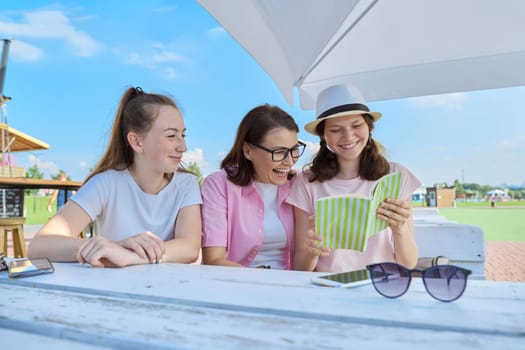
[
  {"x1": 412, "y1": 207, "x2": 456, "y2": 224},
  {"x1": 414, "y1": 222, "x2": 485, "y2": 279}
]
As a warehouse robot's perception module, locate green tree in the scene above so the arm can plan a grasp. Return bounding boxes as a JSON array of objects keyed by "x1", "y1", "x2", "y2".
[
  {"x1": 25, "y1": 163, "x2": 44, "y2": 196},
  {"x1": 434, "y1": 181, "x2": 448, "y2": 188},
  {"x1": 51, "y1": 169, "x2": 71, "y2": 181},
  {"x1": 26, "y1": 164, "x2": 44, "y2": 179},
  {"x1": 481, "y1": 185, "x2": 493, "y2": 195},
  {"x1": 186, "y1": 161, "x2": 203, "y2": 186},
  {"x1": 463, "y1": 183, "x2": 481, "y2": 192},
  {"x1": 453, "y1": 179, "x2": 464, "y2": 193}
]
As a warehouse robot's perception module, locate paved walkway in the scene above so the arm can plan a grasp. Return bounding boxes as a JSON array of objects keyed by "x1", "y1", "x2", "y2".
[
  {"x1": 5, "y1": 226, "x2": 525, "y2": 281},
  {"x1": 485, "y1": 241, "x2": 525, "y2": 282}
]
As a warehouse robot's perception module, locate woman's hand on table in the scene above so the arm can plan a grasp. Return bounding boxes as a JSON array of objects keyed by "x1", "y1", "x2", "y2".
[
  {"x1": 77, "y1": 236, "x2": 147, "y2": 267},
  {"x1": 118, "y1": 231, "x2": 166, "y2": 264}
]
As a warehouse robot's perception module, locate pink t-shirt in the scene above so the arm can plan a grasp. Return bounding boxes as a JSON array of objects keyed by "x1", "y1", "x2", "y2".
[
  {"x1": 201, "y1": 169, "x2": 295, "y2": 269},
  {"x1": 286, "y1": 162, "x2": 421, "y2": 272}
]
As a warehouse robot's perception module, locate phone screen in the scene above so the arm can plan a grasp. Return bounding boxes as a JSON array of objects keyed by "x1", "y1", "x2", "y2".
[
  {"x1": 8, "y1": 258, "x2": 55, "y2": 278},
  {"x1": 318, "y1": 269, "x2": 370, "y2": 284}
]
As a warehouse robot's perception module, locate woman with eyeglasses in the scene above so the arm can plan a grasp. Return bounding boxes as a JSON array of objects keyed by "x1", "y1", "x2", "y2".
[
  {"x1": 201, "y1": 104, "x2": 305, "y2": 269},
  {"x1": 28, "y1": 87, "x2": 202, "y2": 267},
  {"x1": 286, "y1": 85, "x2": 421, "y2": 272}
]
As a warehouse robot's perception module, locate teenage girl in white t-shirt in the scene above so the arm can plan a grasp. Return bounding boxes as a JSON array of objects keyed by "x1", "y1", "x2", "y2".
[{"x1": 28, "y1": 87, "x2": 202, "y2": 267}]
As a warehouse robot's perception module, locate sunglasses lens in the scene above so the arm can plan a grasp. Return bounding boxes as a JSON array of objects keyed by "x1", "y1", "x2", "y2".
[
  {"x1": 423, "y1": 266, "x2": 468, "y2": 302},
  {"x1": 368, "y1": 263, "x2": 410, "y2": 298}
]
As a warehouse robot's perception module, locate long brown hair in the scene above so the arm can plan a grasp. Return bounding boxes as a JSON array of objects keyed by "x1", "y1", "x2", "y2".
[
  {"x1": 221, "y1": 104, "x2": 299, "y2": 186},
  {"x1": 307, "y1": 114, "x2": 390, "y2": 182},
  {"x1": 84, "y1": 87, "x2": 183, "y2": 184}
]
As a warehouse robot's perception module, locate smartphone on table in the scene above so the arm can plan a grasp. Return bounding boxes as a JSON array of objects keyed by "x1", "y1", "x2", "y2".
[
  {"x1": 311, "y1": 269, "x2": 371, "y2": 288},
  {"x1": 8, "y1": 258, "x2": 55, "y2": 278}
]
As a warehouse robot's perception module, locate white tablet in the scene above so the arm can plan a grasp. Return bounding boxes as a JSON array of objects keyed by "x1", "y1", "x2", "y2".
[{"x1": 311, "y1": 269, "x2": 371, "y2": 288}]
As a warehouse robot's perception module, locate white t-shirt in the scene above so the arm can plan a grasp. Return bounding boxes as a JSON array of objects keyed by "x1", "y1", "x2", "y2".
[
  {"x1": 250, "y1": 182, "x2": 288, "y2": 269},
  {"x1": 72, "y1": 169, "x2": 202, "y2": 241}
]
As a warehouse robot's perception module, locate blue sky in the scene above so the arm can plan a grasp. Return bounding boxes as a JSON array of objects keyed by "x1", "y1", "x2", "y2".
[{"x1": 1, "y1": 0, "x2": 524, "y2": 188}]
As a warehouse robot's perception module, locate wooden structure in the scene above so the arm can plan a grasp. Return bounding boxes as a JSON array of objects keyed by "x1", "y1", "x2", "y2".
[
  {"x1": 0, "y1": 216, "x2": 26, "y2": 258},
  {"x1": 0, "y1": 177, "x2": 82, "y2": 217},
  {"x1": 0, "y1": 177, "x2": 83, "y2": 255},
  {"x1": 0, "y1": 123, "x2": 49, "y2": 154},
  {"x1": 426, "y1": 186, "x2": 456, "y2": 207},
  {"x1": 0, "y1": 123, "x2": 49, "y2": 177},
  {"x1": 0, "y1": 263, "x2": 523, "y2": 349},
  {"x1": 0, "y1": 176, "x2": 82, "y2": 190}
]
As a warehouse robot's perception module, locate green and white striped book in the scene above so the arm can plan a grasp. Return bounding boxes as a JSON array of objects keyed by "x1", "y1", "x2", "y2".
[{"x1": 315, "y1": 172, "x2": 402, "y2": 252}]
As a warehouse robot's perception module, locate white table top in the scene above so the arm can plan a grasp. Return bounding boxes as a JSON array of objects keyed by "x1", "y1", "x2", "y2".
[{"x1": 1, "y1": 263, "x2": 524, "y2": 349}]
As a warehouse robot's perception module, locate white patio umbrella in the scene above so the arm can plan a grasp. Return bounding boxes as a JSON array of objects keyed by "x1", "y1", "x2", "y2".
[{"x1": 197, "y1": 0, "x2": 525, "y2": 109}]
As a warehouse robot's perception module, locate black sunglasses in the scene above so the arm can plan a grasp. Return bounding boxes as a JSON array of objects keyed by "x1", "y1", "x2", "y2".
[
  {"x1": 0, "y1": 252, "x2": 7, "y2": 272},
  {"x1": 249, "y1": 141, "x2": 306, "y2": 162},
  {"x1": 366, "y1": 262, "x2": 472, "y2": 302}
]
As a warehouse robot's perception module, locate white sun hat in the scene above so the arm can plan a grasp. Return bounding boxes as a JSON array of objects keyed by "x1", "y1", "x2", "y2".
[{"x1": 304, "y1": 84, "x2": 382, "y2": 135}]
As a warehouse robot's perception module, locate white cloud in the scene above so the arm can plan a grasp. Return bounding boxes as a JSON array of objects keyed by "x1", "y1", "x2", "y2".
[
  {"x1": 0, "y1": 10, "x2": 102, "y2": 58},
  {"x1": 26, "y1": 154, "x2": 58, "y2": 176},
  {"x1": 497, "y1": 140, "x2": 520, "y2": 149},
  {"x1": 292, "y1": 140, "x2": 319, "y2": 169},
  {"x1": 64, "y1": 30, "x2": 101, "y2": 57},
  {"x1": 73, "y1": 15, "x2": 98, "y2": 22},
  {"x1": 152, "y1": 51, "x2": 186, "y2": 63},
  {"x1": 183, "y1": 148, "x2": 208, "y2": 169},
  {"x1": 116, "y1": 43, "x2": 189, "y2": 79},
  {"x1": 208, "y1": 27, "x2": 226, "y2": 37},
  {"x1": 79, "y1": 161, "x2": 90, "y2": 169},
  {"x1": 9, "y1": 40, "x2": 43, "y2": 62},
  {"x1": 410, "y1": 92, "x2": 466, "y2": 111},
  {"x1": 164, "y1": 67, "x2": 177, "y2": 80},
  {"x1": 303, "y1": 140, "x2": 320, "y2": 158}
]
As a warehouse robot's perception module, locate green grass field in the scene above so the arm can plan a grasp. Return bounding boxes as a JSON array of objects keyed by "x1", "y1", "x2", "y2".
[
  {"x1": 438, "y1": 206, "x2": 525, "y2": 241},
  {"x1": 24, "y1": 196, "x2": 56, "y2": 225}
]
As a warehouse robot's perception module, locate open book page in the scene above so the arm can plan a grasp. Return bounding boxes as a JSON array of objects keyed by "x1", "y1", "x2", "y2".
[{"x1": 315, "y1": 172, "x2": 402, "y2": 252}]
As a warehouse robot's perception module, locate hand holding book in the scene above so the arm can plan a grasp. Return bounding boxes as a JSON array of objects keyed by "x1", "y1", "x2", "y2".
[{"x1": 315, "y1": 172, "x2": 402, "y2": 252}]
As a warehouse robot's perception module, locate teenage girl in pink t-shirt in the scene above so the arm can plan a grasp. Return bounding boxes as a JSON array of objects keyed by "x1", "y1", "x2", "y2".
[{"x1": 286, "y1": 85, "x2": 421, "y2": 272}]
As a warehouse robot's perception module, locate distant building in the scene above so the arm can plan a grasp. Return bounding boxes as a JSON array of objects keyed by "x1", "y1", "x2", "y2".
[
  {"x1": 426, "y1": 187, "x2": 456, "y2": 207},
  {"x1": 412, "y1": 185, "x2": 427, "y2": 203}
]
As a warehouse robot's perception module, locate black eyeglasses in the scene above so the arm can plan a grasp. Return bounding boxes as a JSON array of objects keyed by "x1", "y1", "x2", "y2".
[
  {"x1": 366, "y1": 262, "x2": 472, "y2": 302},
  {"x1": 249, "y1": 141, "x2": 306, "y2": 162}
]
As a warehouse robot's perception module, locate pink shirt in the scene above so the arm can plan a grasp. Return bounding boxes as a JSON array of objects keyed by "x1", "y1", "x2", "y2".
[
  {"x1": 286, "y1": 162, "x2": 421, "y2": 272},
  {"x1": 201, "y1": 169, "x2": 295, "y2": 269}
]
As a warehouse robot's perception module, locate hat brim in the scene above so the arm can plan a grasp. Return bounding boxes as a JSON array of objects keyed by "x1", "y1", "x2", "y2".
[{"x1": 304, "y1": 110, "x2": 382, "y2": 135}]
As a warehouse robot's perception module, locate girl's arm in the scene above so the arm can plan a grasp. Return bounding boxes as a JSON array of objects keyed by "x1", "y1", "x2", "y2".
[
  {"x1": 29, "y1": 200, "x2": 152, "y2": 267},
  {"x1": 28, "y1": 200, "x2": 92, "y2": 262},
  {"x1": 377, "y1": 197, "x2": 419, "y2": 268},
  {"x1": 202, "y1": 246, "x2": 243, "y2": 267},
  {"x1": 162, "y1": 204, "x2": 202, "y2": 263}
]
